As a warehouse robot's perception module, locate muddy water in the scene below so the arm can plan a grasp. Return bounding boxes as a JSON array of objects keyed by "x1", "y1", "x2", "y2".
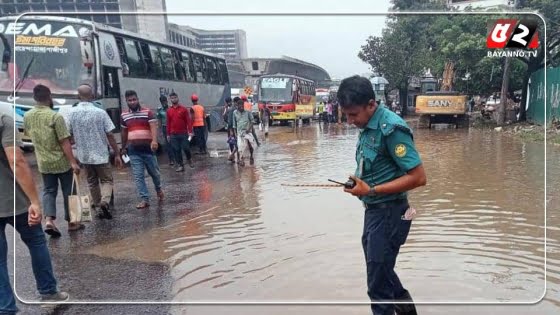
[{"x1": 89, "y1": 123, "x2": 558, "y2": 314}]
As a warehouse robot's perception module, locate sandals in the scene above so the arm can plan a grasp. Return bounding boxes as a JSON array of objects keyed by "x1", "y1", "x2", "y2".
[
  {"x1": 157, "y1": 190, "x2": 164, "y2": 201},
  {"x1": 136, "y1": 201, "x2": 150, "y2": 209},
  {"x1": 67, "y1": 223, "x2": 85, "y2": 232},
  {"x1": 44, "y1": 223, "x2": 61, "y2": 238}
]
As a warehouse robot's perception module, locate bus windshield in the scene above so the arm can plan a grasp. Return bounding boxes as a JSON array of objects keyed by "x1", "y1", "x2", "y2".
[
  {"x1": 0, "y1": 20, "x2": 94, "y2": 95},
  {"x1": 259, "y1": 77, "x2": 292, "y2": 102}
]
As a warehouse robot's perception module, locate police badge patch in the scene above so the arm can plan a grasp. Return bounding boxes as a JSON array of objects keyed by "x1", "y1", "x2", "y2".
[{"x1": 395, "y1": 144, "x2": 407, "y2": 158}]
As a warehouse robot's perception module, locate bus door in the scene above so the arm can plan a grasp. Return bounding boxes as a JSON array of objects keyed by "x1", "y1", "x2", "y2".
[
  {"x1": 102, "y1": 66, "x2": 121, "y2": 130},
  {"x1": 98, "y1": 32, "x2": 124, "y2": 130}
]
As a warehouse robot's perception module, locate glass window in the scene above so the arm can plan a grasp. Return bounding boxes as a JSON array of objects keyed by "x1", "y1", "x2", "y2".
[
  {"x1": 93, "y1": 14, "x2": 106, "y2": 23},
  {"x1": 159, "y1": 47, "x2": 176, "y2": 80},
  {"x1": 149, "y1": 44, "x2": 163, "y2": 79},
  {"x1": 15, "y1": 4, "x2": 30, "y2": 13},
  {"x1": 76, "y1": 3, "x2": 88, "y2": 12},
  {"x1": 2, "y1": 6, "x2": 16, "y2": 15},
  {"x1": 106, "y1": 3, "x2": 118, "y2": 11},
  {"x1": 61, "y1": 3, "x2": 75, "y2": 11},
  {"x1": 30, "y1": 3, "x2": 45, "y2": 11},
  {"x1": 123, "y1": 38, "x2": 145, "y2": 77},
  {"x1": 172, "y1": 50, "x2": 184, "y2": 81},
  {"x1": 46, "y1": 4, "x2": 60, "y2": 11},
  {"x1": 107, "y1": 14, "x2": 120, "y2": 23},
  {"x1": 180, "y1": 51, "x2": 195, "y2": 82},
  {"x1": 206, "y1": 57, "x2": 219, "y2": 84},
  {"x1": 91, "y1": 3, "x2": 104, "y2": 11},
  {"x1": 193, "y1": 54, "x2": 207, "y2": 83},
  {"x1": 217, "y1": 59, "x2": 229, "y2": 85}
]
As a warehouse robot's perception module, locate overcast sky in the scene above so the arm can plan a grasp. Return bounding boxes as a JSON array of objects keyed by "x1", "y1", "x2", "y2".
[{"x1": 165, "y1": 0, "x2": 392, "y2": 79}]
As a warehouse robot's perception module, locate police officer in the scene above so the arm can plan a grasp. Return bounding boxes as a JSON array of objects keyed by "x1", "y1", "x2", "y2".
[{"x1": 338, "y1": 75, "x2": 426, "y2": 315}]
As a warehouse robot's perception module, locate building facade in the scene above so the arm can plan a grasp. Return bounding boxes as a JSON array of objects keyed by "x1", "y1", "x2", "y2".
[
  {"x1": 168, "y1": 23, "x2": 248, "y2": 60},
  {"x1": 0, "y1": 0, "x2": 168, "y2": 41}
]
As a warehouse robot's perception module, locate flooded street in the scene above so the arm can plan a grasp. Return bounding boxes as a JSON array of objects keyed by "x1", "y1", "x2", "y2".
[{"x1": 11, "y1": 123, "x2": 559, "y2": 315}]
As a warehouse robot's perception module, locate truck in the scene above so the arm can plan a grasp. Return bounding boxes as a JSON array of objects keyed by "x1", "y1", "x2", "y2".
[{"x1": 415, "y1": 62, "x2": 469, "y2": 128}]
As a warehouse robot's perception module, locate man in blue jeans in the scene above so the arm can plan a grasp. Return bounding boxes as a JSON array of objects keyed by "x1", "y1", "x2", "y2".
[
  {"x1": 0, "y1": 114, "x2": 69, "y2": 314},
  {"x1": 120, "y1": 90, "x2": 164, "y2": 209}
]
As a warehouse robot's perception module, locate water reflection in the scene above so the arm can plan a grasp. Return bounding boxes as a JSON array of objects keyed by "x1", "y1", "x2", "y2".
[{"x1": 88, "y1": 123, "x2": 555, "y2": 307}]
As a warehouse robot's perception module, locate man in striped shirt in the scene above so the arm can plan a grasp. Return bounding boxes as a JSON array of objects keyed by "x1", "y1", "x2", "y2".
[{"x1": 121, "y1": 90, "x2": 163, "y2": 209}]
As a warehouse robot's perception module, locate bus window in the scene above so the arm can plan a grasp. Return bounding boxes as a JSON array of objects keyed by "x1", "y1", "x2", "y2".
[
  {"x1": 172, "y1": 50, "x2": 184, "y2": 81},
  {"x1": 114, "y1": 37, "x2": 129, "y2": 77},
  {"x1": 217, "y1": 59, "x2": 229, "y2": 85},
  {"x1": 180, "y1": 51, "x2": 195, "y2": 83},
  {"x1": 148, "y1": 44, "x2": 164, "y2": 79},
  {"x1": 193, "y1": 54, "x2": 206, "y2": 83},
  {"x1": 159, "y1": 47, "x2": 176, "y2": 80},
  {"x1": 139, "y1": 42, "x2": 153, "y2": 76},
  {"x1": 206, "y1": 57, "x2": 219, "y2": 84},
  {"x1": 123, "y1": 38, "x2": 145, "y2": 77}
]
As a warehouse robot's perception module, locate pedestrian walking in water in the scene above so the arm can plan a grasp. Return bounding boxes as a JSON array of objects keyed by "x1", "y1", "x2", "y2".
[
  {"x1": 225, "y1": 97, "x2": 238, "y2": 162},
  {"x1": 66, "y1": 84, "x2": 122, "y2": 219},
  {"x1": 338, "y1": 75, "x2": 426, "y2": 315},
  {"x1": 24, "y1": 85, "x2": 81, "y2": 236},
  {"x1": 157, "y1": 95, "x2": 175, "y2": 165},
  {"x1": 233, "y1": 97, "x2": 255, "y2": 167},
  {"x1": 191, "y1": 94, "x2": 208, "y2": 154},
  {"x1": 120, "y1": 90, "x2": 164, "y2": 209},
  {"x1": 167, "y1": 92, "x2": 194, "y2": 172},
  {"x1": 260, "y1": 104, "x2": 271, "y2": 136},
  {"x1": 1, "y1": 114, "x2": 70, "y2": 313}
]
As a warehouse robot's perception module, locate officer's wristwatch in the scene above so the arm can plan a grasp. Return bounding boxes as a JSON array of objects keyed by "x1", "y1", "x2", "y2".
[{"x1": 367, "y1": 186, "x2": 377, "y2": 197}]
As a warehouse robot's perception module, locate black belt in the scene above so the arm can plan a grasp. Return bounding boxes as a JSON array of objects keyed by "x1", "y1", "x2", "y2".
[{"x1": 363, "y1": 198, "x2": 408, "y2": 210}]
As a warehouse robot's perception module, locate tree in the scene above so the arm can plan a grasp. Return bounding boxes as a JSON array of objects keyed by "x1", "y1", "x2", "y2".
[{"x1": 358, "y1": 16, "x2": 434, "y2": 116}]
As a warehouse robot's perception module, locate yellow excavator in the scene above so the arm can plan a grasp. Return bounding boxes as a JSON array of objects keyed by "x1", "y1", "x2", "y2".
[{"x1": 415, "y1": 62, "x2": 469, "y2": 128}]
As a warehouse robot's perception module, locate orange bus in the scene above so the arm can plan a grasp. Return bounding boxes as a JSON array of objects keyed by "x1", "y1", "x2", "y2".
[{"x1": 257, "y1": 74, "x2": 316, "y2": 124}]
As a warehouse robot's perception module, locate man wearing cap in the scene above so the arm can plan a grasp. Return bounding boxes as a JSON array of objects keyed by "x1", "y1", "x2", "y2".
[
  {"x1": 167, "y1": 92, "x2": 194, "y2": 172},
  {"x1": 338, "y1": 75, "x2": 426, "y2": 315},
  {"x1": 157, "y1": 95, "x2": 175, "y2": 165},
  {"x1": 191, "y1": 94, "x2": 207, "y2": 155}
]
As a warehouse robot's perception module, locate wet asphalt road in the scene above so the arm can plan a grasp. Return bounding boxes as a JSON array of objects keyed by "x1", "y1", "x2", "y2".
[{"x1": 8, "y1": 132, "x2": 234, "y2": 315}]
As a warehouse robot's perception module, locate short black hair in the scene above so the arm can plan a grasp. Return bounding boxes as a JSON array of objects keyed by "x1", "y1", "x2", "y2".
[
  {"x1": 225, "y1": 96, "x2": 232, "y2": 102},
  {"x1": 233, "y1": 97, "x2": 241, "y2": 103},
  {"x1": 337, "y1": 75, "x2": 376, "y2": 109},
  {"x1": 159, "y1": 95, "x2": 167, "y2": 102},
  {"x1": 33, "y1": 84, "x2": 51, "y2": 103},
  {"x1": 125, "y1": 90, "x2": 137, "y2": 98},
  {"x1": 169, "y1": 92, "x2": 178, "y2": 97}
]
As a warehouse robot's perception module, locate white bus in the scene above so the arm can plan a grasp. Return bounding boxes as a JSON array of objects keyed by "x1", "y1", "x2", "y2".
[{"x1": 0, "y1": 15, "x2": 230, "y2": 148}]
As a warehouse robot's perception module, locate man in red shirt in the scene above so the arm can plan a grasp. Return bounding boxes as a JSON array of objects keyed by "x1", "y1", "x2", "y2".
[
  {"x1": 191, "y1": 94, "x2": 208, "y2": 154},
  {"x1": 167, "y1": 92, "x2": 194, "y2": 172}
]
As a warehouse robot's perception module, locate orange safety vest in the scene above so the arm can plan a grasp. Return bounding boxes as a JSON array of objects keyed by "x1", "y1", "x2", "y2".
[
  {"x1": 192, "y1": 104, "x2": 205, "y2": 127},
  {"x1": 244, "y1": 101, "x2": 252, "y2": 111}
]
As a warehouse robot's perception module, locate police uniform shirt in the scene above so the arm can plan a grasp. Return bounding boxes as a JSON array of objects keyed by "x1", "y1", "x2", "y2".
[{"x1": 355, "y1": 105, "x2": 422, "y2": 205}]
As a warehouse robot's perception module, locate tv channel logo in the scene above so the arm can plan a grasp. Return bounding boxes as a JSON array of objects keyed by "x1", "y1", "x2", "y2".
[{"x1": 487, "y1": 19, "x2": 539, "y2": 49}]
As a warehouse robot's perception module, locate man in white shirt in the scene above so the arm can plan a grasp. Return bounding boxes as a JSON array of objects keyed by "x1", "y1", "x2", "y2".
[{"x1": 67, "y1": 84, "x2": 122, "y2": 219}]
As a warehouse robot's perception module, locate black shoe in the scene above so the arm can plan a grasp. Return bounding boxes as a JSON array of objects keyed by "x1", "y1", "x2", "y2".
[
  {"x1": 395, "y1": 290, "x2": 417, "y2": 315},
  {"x1": 100, "y1": 202, "x2": 112, "y2": 220}
]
